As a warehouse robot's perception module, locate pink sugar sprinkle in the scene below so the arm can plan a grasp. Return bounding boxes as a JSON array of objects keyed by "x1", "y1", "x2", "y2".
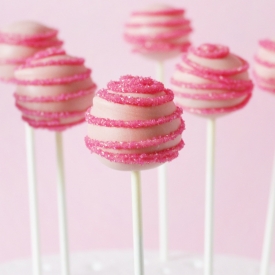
[
  {"x1": 0, "y1": 57, "x2": 27, "y2": 65},
  {"x1": 97, "y1": 88, "x2": 173, "y2": 107},
  {"x1": 22, "y1": 115, "x2": 85, "y2": 131},
  {"x1": 189, "y1": 44, "x2": 229, "y2": 59},
  {"x1": 15, "y1": 69, "x2": 91, "y2": 86},
  {"x1": 259, "y1": 39, "x2": 275, "y2": 52},
  {"x1": 0, "y1": 29, "x2": 58, "y2": 43},
  {"x1": 28, "y1": 47, "x2": 66, "y2": 61},
  {"x1": 85, "y1": 119, "x2": 184, "y2": 150},
  {"x1": 0, "y1": 76, "x2": 17, "y2": 83},
  {"x1": 177, "y1": 93, "x2": 252, "y2": 115},
  {"x1": 108, "y1": 75, "x2": 164, "y2": 94},
  {"x1": 16, "y1": 103, "x2": 87, "y2": 118},
  {"x1": 0, "y1": 34, "x2": 63, "y2": 48},
  {"x1": 253, "y1": 71, "x2": 275, "y2": 85},
  {"x1": 174, "y1": 65, "x2": 253, "y2": 90},
  {"x1": 125, "y1": 19, "x2": 190, "y2": 28},
  {"x1": 133, "y1": 41, "x2": 190, "y2": 54},
  {"x1": 132, "y1": 8, "x2": 184, "y2": 16},
  {"x1": 173, "y1": 90, "x2": 251, "y2": 100},
  {"x1": 19, "y1": 57, "x2": 85, "y2": 70},
  {"x1": 125, "y1": 28, "x2": 192, "y2": 42},
  {"x1": 86, "y1": 106, "x2": 182, "y2": 128},
  {"x1": 86, "y1": 140, "x2": 184, "y2": 165},
  {"x1": 14, "y1": 84, "x2": 96, "y2": 103},
  {"x1": 254, "y1": 55, "x2": 275, "y2": 68},
  {"x1": 181, "y1": 53, "x2": 249, "y2": 76}
]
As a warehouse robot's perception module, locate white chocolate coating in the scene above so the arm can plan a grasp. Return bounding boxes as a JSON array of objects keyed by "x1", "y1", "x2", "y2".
[
  {"x1": 14, "y1": 48, "x2": 96, "y2": 131},
  {"x1": 85, "y1": 75, "x2": 184, "y2": 171},
  {"x1": 171, "y1": 44, "x2": 253, "y2": 117},
  {"x1": 0, "y1": 21, "x2": 62, "y2": 81},
  {"x1": 124, "y1": 4, "x2": 192, "y2": 61}
]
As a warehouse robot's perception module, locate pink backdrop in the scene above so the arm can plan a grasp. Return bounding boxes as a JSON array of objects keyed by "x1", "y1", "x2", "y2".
[{"x1": 0, "y1": 0, "x2": 275, "y2": 264}]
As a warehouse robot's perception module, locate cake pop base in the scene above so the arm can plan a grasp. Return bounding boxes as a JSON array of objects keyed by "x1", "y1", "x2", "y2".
[{"x1": 0, "y1": 251, "x2": 272, "y2": 275}]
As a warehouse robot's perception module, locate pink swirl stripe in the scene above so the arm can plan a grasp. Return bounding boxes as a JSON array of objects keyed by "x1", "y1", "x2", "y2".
[
  {"x1": 253, "y1": 71, "x2": 275, "y2": 88},
  {"x1": 0, "y1": 76, "x2": 17, "y2": 84},
  {"x1": 27, "y1": 47, "x2": 65, "y2": 61},
  {"x1": 85, "y1": 106, "x2": 183, "y2": 128},
  {"x1": 173, "y1": 90, "x2": 250, "y2": 100},
  {"x1": 85, "y1": 119, "x2": 184, "y2": 150},
  {"x1": 0, "y1": 29, "x2": 63, "y2": 48},
  {"x1": 97, "y1": 88, "x2": 173, "y2": 107},
  {"x1": 259, "y1": 39, "x2": 275, "y2": 52},
  {"x1": 0, "y1": 57, "x2": 28, "y2": 65},
  {"x1": 0, "y1": 29, "x2": 58, "y2": 42},
  {"x1": 16, "y1": 103, "x2": 87, "y2": 118},
  {"x1": 85, "y1": 139, "x2": 184, "y2": 165},
  {"x1": 125, "y1": 28, "x2": 192, "y2": 43},
  {"x1": 19, "y1": 58, "x2": 85, "y2": 70},
  {"x1": 174, "y1": 66, "x2": 253, "y2": 90},
  {"x1": 181, "y1": 54, "x2": 249, "y2": 76},
  {"x1": 177, "y1": 92, "x2": 252, "y2": 115},
  {"x1": 133, "y1": 41, "x2": 190, "y2": 53},
  {"x1": 189, "y1": 44, "x2": 229, "y2": 59},
  {"x1": 14, "y1": 84, "x2": 96, "y2": 103},
  {"x1": 125, "y1": 19, "x2": 190, "y2": 28},
  {"x1": 132, "y1": 9, "x2": 184, "y2": 16},
  {"x1": 254, "y1": 55, "x2": 275, "y2": 68},
  {"x1": 15, "y1": 69, "x2": 91, "y2": 86},
  {"x1": 108, "y1": 75, "x2": 164, "y2": 94},
  {"x1": 22, "y1": 115, "x2": 85, "y2": 131}
]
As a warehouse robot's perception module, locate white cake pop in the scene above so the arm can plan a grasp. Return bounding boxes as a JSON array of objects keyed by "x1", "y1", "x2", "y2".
[
  {"x1": 0, "y1": 20, "x2": 62, "y2": 82},
  {"x1": 85, "y1": 75, "x2": 184, "y2": 171},
  {"x1": 124, "y1": 4, "x2": 192, "y2": 60},
  {"x1": 171, "y1": 43, "x2": 253, "y2": 116}
]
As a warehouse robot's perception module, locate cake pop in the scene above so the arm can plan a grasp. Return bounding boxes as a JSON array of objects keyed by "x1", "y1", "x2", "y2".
[
  {"x1": 124, "y1": 4, "x2": 192, "y2": 60},
  {"x1": 14, "y1": 47, "x2": 96, "y2": 131},
  {"x1": 171, "y1": 43, "x2": 253, "y2": 115},
  {"x1": 253, "y1": 39, "x2": 275, "y2": 92},
  {"x1": 124, "y1": 5, "x2": 191, "y2": 260},
  {"x1": 253, "y1": 38, "x2": 275, "y2": 275},
  {"x1": 0, "y1": 20, "x2": 63, "y2": 82},
  {"x1": 170, "y1": 43, "x2": 253, "y2": 275},
  {"x1": 85, "y1": 75, "x2": 184, "y2": 171},
  {"x1": 85, "y1": 75, "x2": 184, "y2": 275}
]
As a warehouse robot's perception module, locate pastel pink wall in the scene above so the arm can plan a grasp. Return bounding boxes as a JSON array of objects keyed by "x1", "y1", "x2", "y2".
[{"x1": 0, "y1": 0, "x2": 275, "y2": 264}]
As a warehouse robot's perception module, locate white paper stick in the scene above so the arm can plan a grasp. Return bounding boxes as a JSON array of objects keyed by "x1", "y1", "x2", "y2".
[
  {"x1": 55, "y1": 132, "x2": 70, "y2": 275},
  {"x1": 131, "y1": 171, "x2": 144, "y2": 275},
  {"x1": 156, "y1": 60, "x2": 164, "y2": 83},
  {"x1": 158, "y1": 164, "x2": 168, "y2": 261},
  {"x1": 260, "y1": 148, "x2": 275, "y2": 275},
  {"x1": 156, "y1": 60, "x2": 169, "y2": 261},
  {"x1": 204, "y1": 118, "x2": 216, "y2": 275},
  {"x1": 25, "y1": 123, "x2": 42, "y2": 275}
]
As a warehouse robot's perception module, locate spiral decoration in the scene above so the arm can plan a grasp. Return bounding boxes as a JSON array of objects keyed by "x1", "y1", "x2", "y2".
[
  {"x1": 0, "y1": 21, "x2": 63, "y2": 82},
  {"x1": 85, "y1": 75, "x2": 184, "y2": 171},
  {"x1": 124, "y1": 4, "x2": 192, "y2": 59},
  {"x1": 14, "y1": 47, "x2": 96, "y2": 131},
  {"x1": 253, "y1": 39, "x2": 275, "y2": 93},
  {"x1": 171, "y1": 43, "x2": 253, "y2": 115}
]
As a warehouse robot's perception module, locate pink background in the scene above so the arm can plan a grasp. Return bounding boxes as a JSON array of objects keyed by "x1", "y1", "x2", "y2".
[{"x1": 0, "y1": 0, "x2": 275, "y2": 264}]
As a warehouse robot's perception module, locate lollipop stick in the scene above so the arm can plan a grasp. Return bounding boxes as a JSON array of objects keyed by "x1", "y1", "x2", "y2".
[
  {"x1": 25, "y1": 123, "x2": 42, "y2": 275},
  {"x1": 156, "y1": 60, "x2": 169, "y2": 261},
  {"x1": 131, "y1": 171, "x2": 144, "y2": 275},
  {"x1": 55, "y1": 132, "x2": 70, "y2": 275},
  {"x1": 204, "y1": 118, "x2": 216, "y2": 275},
  {"x1": 158, "y1": 164, "x2": 168, "y2": 261},
  {"x1": 260, "y1": 149, "x2": 275, "y2": 275}
]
